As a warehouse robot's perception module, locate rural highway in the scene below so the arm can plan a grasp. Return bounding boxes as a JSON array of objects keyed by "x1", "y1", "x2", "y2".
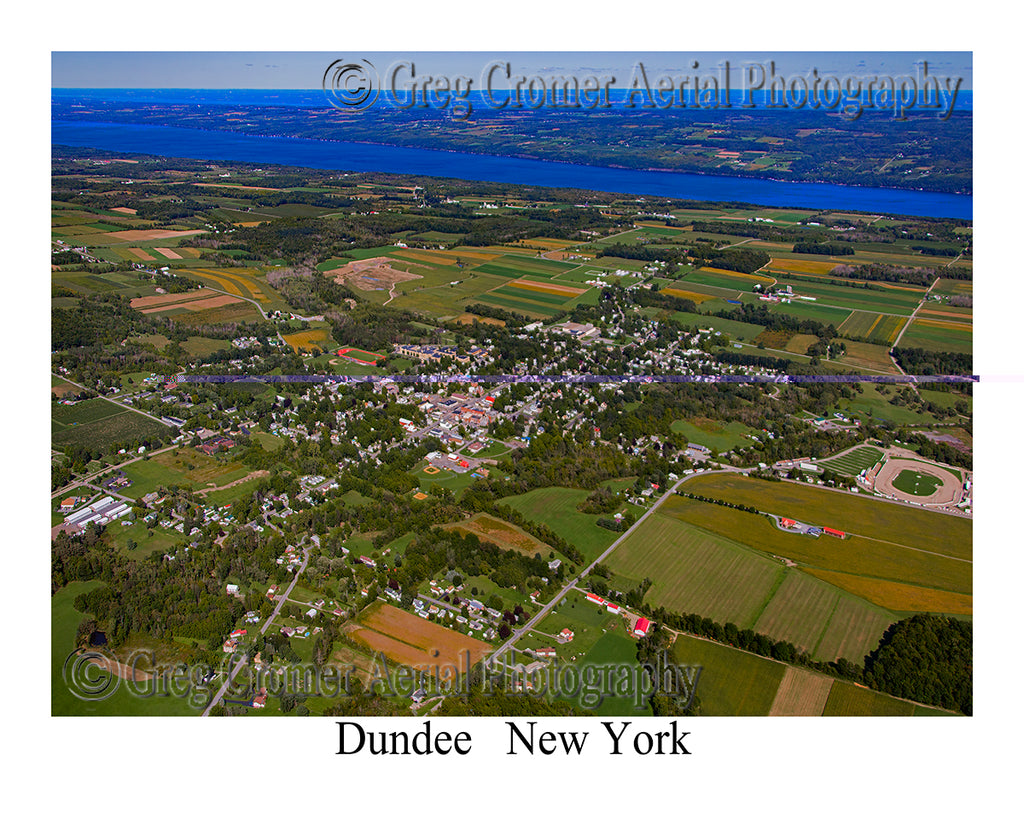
[
  {"x1": 201, "y1": 536, "x2": 313, "y2": 716},
  {"x1": 51, "y1": 442, "x2": 181, "y2": 500},
  {"x1": 489, "y1": 469, "x2": 741, "y2": 661},
  {"x1": 53, "y1": 372, "x2": 176, "y2": 428}
]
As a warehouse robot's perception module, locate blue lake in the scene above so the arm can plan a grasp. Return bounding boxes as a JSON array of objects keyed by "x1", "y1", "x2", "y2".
[{"x1": 51, "y1": 119, "x2": 971, "y2": 219}]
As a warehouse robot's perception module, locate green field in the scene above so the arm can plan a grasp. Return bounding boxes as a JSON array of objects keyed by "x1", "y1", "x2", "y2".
[
  {"x1": 897, "y1": 318, "x2": 973, "y2": 355},
  {"x1": 661, "y1": 476, "x2": 971, "y2": 612},
  {"x1": 502, "y1": 487, "x2": 620, "y2": 563},
  {"x1": 52, "y1": 581, "x2": 202, "y2": 716},
  {"x1": 822, "y1": 680, "x2": 915, "y2": 716},
  {"x1": 52, "y1": 399, "x2": 171, "y2": 451},
  {"x1": 119, "y1": 448, "x2": 251, "y2": 498},
  {"x1": 670, "y1": 418, "x2": 758, "y2": 452},
  {"x1": 605, "y1": 514, "x2": 784, "y2": 629},
  {"x1": 671, "y1": 633, "x2": 786, "y2": 716},
  {"x1": 607, "y1": 509, "x2": 898, "y2": 662},
  {"x1": 892, "y1": 469, "x2": 944, "y2": 496}
]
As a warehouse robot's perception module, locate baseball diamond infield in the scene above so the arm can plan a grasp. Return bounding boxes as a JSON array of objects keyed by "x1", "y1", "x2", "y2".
[{"x1": 873, "y1": 457, "x2": 964, "y2": 506}]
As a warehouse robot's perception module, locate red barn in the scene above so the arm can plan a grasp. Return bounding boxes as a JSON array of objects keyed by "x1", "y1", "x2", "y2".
[
  {"x1": 633, "y1": 618, "x2": 651, "y2": 637},
  {"x1": 823, "y1": 527, "x2": 846, "y2": 538},
  {"x1": 779, "y1": 518, "x2": 797, "y2": 528}
]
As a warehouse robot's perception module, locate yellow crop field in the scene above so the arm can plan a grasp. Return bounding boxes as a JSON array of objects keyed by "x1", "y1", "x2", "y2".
[
  {"x1": 661, "y1": 287, "x2": 716, "y2": 304},
  {"x1": 700, "y1": 266, "x2": 775, "y2": 284},
  {"x1": 805, "y1": 569, "x2": 972, "y2": 615},
  {"x1": 767, "y1": 259, "x2": 837, "y2": 275},
  {"x1": 507, "y1": 279, "x2": 586, "y2": 297},
  {"x1": 914, "y1": 318, "x2": 973, "y2": 333},
  {"x1": 282, "y1": 328, "x2": 331, "y2": 353}
]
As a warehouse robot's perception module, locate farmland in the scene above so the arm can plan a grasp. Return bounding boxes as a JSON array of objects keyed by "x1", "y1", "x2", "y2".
[
  {"x1": 817, "y1": 445, "x2": 886, "y2": 476},
  {"x1": 659, "y1": 477, "x2": 971, "y2": 613},
  {"x1": 346, "y1": 602, "x2": 490, "y2": 672},
  {"x1": 52, "y1": 398, "x2": 170, "y2": 451},
  {"x1": 669, "y1": 633, "x2": 954, "y2": 716},
  {"x1": 607, "y1": 509, "x2": 900, "y2": 662},
  {"x1": 605, "y1": 513, "x2": 784, "y2": 629},
  {"x1": 443, "y1": 512, "x2": 551, "y2": 556}
]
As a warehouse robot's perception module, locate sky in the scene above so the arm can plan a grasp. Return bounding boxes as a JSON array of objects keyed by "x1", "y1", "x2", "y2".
[{"x1": 52, "y1": 51, "x2": 972, "y2": 90}]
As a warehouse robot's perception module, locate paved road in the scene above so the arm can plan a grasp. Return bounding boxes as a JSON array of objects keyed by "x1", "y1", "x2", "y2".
[
  {"x1": 53, "y1": 372, "x2": 176, "y2": 428},
  {"x1": 51, "y1": 442, "x2": 180, "y2": 500},
  {"x1": 489, "y1": 470, "x2": 733, "y2": 661},
  {"x1": 201, "y1": 537, "x2": 312, "y2": 716}
]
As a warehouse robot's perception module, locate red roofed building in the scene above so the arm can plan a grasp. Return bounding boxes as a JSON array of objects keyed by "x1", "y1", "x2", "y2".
[
  {"x1": 633, "y1": 618, "x2": 651, "y2": 637},
  {"x1": 585, "y1": 592, "x2": 605, "y2": 605},
  {"x1": 822, "y1": 527, "x2": 846, "y2": 538},
  {"x1": 780, "y1": 518, "x2": 797, "y2": 528}
]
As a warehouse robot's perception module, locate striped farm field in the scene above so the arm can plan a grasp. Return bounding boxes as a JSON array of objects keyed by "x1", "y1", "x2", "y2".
[
  {"x1": 917, "y1": 307, "x2": 973, "y2": 324},
  {"x1": 752, "y1": 572, "x2": 842, "y2": 654},
  {"x1": 513, "y1": 237, "x2": 578, "y2": 250},
  {"x1": 474, "y1": 292, "x2": 559, "y2": 317},
  {"x1": 804, "y1": 569, "x2": 973, "y2": 615},
  {"x1": 768, "y1": 667, "x2": 835, "y2": 715},
  {"x1": 817, "y1": 445, "x2": 885, "y2": 476},
  {"x1": 472, "y1": 263, "x2": 554, "y2": 279},
  {"x1": 752, "y1": 571, "x2": 897, "y2": 662},
  {"x1": 152, "y1": 247, "x2": 182, "y2": 260},
  {"x1": 130, "y1": 288, "x2": 224, "y2": 311},
  {"x1": 506, "y1": 279, "x2": 587, "y2": 297},
  {"x1": 389, "y1": 248, "x2": 459, "y2": 265},
  {"x1": 605, "y1": 513, "x2": 785, "y2": 629},
  {"x1": 869, "y1": 314, "x2": 907, "y2": 344},
  {"x1": 141, "y1": 294, "x2": 241, "y2": 314},
  {"x1": 661, "y1": 287, "x2": 716, "y2": 304},
  {"x1": 492, "y1": 285, "x2": 568, "y2": 306},
  {"x1": 447, "y1": 249, "x2": 503, "y2": 262},
  {"x1": 767, "y1": 258, "x2": 837, "y2": 276},
  {"x1": 839, "y1": 310, "x2": 883, "y2": 337},
  {"x1": 838, "y1": 311, "x2": 907, "y2": 344},
  {"x1": 811, "y1": 595, "x2": 899, "y2": 664},
  {"x1": 126, "y1": 247, "x2": 155, "y2": 261},
  {"x1": 898, "y1": 318, "x2": 973, "y2": 354}
]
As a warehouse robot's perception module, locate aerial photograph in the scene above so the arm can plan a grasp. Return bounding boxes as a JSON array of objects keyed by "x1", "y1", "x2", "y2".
[{"x1": 50, "y1": 50, "x2": 974, "y2": 725}]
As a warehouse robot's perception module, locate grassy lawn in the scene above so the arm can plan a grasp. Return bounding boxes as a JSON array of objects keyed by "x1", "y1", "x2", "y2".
[
  {"x1": 52, "y1": 581, "x2": 203, "y2": 716},
  {"x1": 502, "y1": 487, "x2": 620, "y2": 564},
  {"x1": 670, "y1": 417, "x2": 758, "y2": 452}
]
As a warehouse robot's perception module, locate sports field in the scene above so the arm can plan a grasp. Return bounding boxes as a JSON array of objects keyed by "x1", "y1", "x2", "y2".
[{"x1": 892, "y1": 469, "x2": 944, "y2": 496}]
